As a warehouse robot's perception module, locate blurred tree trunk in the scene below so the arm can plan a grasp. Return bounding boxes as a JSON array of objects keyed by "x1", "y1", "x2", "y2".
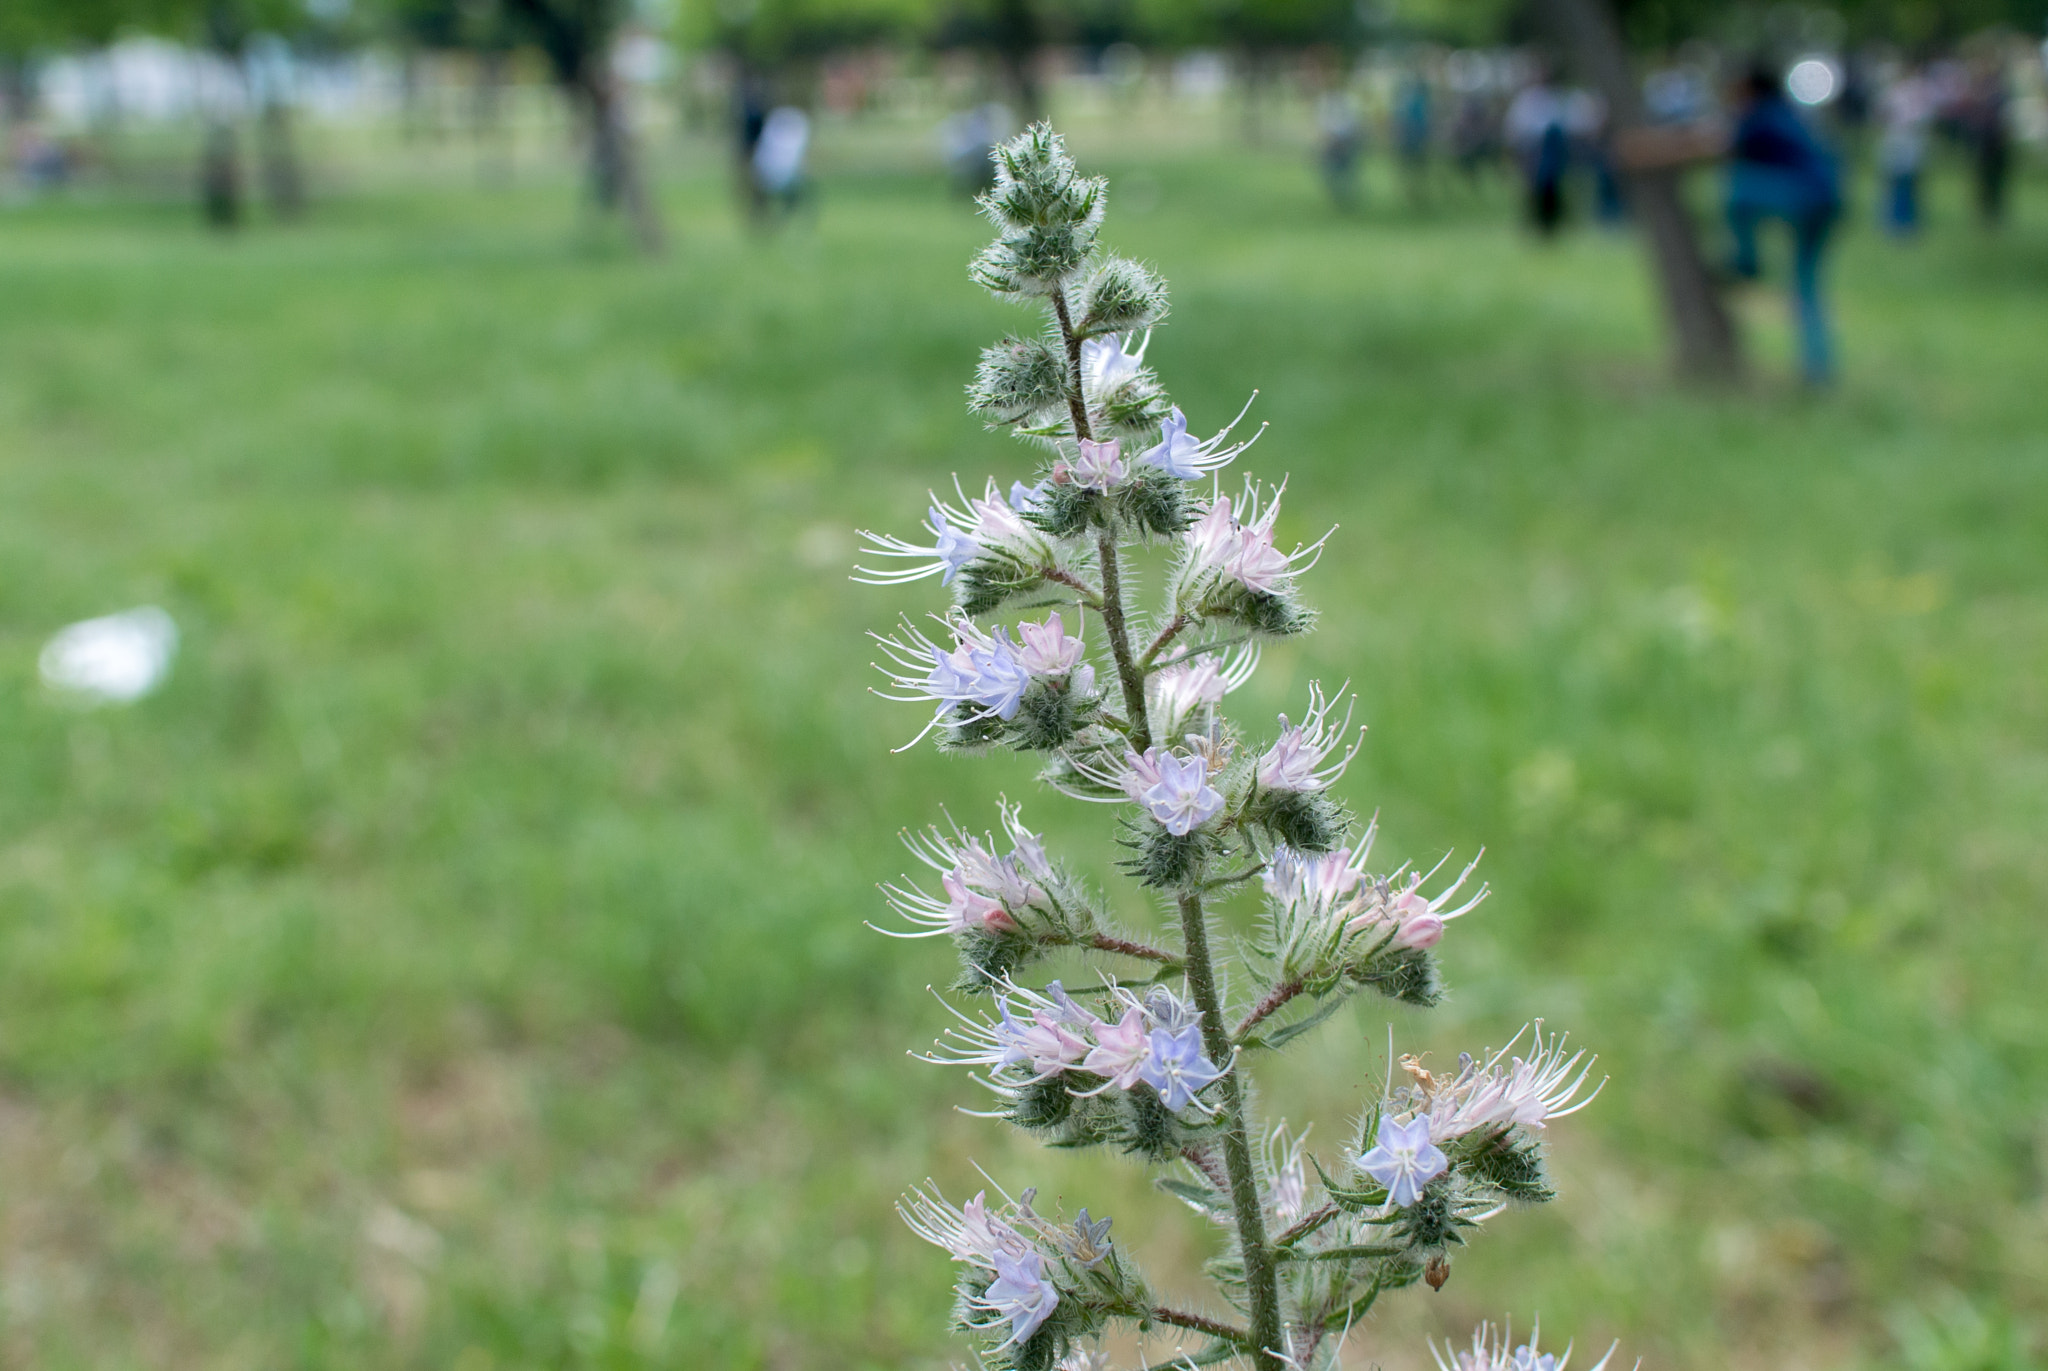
[
  {"x1": 201, "y1": 116, "x2": 241, "y2": 228},
  {"x1": 1538, "y1": 0, "x2": 1740, "y2": 382},
  {"x1": 200, "y1": 3, "x2": 246, "y2": 230},
  {"x1": 257, "y1": 98, "x2": 303, "y2": 218},
  {"x1": 0, "y1": 55, "x2": 32, "y2": 127},
  {"x1": 473, "y1": 46, "x2": 511, "y2": 185},
  {"x1": 503, "y1": 0, "x2": 665, "y2": 254},
  {"x1": 989, "y1": 0, "x2": 1043, "y2": 123}
]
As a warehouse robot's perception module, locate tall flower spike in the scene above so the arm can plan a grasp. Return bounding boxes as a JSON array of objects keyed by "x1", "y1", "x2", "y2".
[{"x1": 867, "y1": 126, "x2": 1611, "y2": 1371}]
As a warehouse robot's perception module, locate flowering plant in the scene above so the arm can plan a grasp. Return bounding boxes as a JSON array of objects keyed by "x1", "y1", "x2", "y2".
[{"x1": 859, "y1": 126, "x2": 1616, "y2": 1371}]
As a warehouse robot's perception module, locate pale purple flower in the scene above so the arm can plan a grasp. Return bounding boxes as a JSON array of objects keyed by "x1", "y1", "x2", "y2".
[
  {"x1": 1010, "y1": 479, "x2": 1045, "y2": 512},
  {"x1": 921, "y1": 978, "x2": 1099, "y2": 1083},
  {"x1": 996, "y1": 1004, "x2": 1089, "y2": 1080},
  {"x1": 981, "y1": 1247, "x2": 1059, "y2": 1347},
  {"x1": 1078, "y1": 1006, "x2": 1152, "y2": 1090},
  {"x1": 1147, "y1": 645, "x2": 1257, "y2": 736},
  {"x1": 1139, "y1": 1024, "x2": 1224, "y2": 1112},
  {"x1": 1417, "y1": 1023, "x2": 1604, "y2": 1144},
  {"x1": 1141, "y1": 751, "x2": 1225, "y2": 835},
  {"x1": 854, "y1": 478, "x2": 1050, "y2": 587},
  {"x1": 1345, "y1": 852, "x2": 1487, "y2": 949},
  {"x1": 872, "y1": 617, "x2": 1065, "y2": 745},
  {"x1": 1014, "y1": 611, "x2": 1087, "y2": 676},
  {"x1": 1081, "y1": 330, "x2": 1148, "y2": 398},
  {"x1": 1256, "y1": 682, "x2": 1361, "y2": 793},
  {"x1": 999, "y1": 801, "x2": 1055, "y2": 883},
  {"x1": 1138, "y1": 398, "x2": 1263, "y2": 480},
  {"x1": 1176, "y1": 483, "x2": 1331, "y2": 599},
  {"x1": 1064, "y1": 1209, "x2": 1113, "y2": 1267},
  {"x1": 899, "y1": 1184, "x2": 1019, "y2": 1266},
  {"x1": 1357, "y1": 1113, "x2": 1448, "y2": 1207},
  {"x1": 878, "y1": 810, "x2": 1050, "y2": 939},
  {"x1": 1433, "y1": 1321, "x2": 1624, "y2": 1371},
  {"x1": 969, "y1": 633, "x2": 1032, "y2": 719},
  {"x1": 1071, "y1": 438, "x2": 1126, "y2": 492},
  {"x1": 1266, "y1": 1123, "x2": 1311, "y2": 1225},
  {"x1": 1142, "y1": 983, "x2": 1202, "y2": 1034},
  {"x1": 942, "y1": 871, "x2": 1016, "y2": 935}
]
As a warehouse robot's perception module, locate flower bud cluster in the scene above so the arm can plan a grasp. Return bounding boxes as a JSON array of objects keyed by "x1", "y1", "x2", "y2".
[
  {"x1": 1248, "y1": 825, "x2": 1488, "y2": 1013},
  {"x1": 1267, "y1": 1027, "x2": 1604, "y2": 1295},
  {"x1": 924, "y1": 978, "x2": 1228, "y2": 1159},
  {"x1": 902, "y1": 1183, "x2": 1148, "y2": 1369}
]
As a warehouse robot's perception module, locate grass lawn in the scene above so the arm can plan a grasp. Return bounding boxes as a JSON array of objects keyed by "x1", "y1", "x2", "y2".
[{"x1": 1, "y1": 113, "x2": 2045, "y2": 1370}]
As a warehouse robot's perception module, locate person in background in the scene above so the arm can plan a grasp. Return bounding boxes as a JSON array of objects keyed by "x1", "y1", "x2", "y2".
[
  {"x1": 1317, "y1": 88, "x2": 1366, "y2": 212},
  {"x1": 1393, "y1": 69, "x2": 1432, "y2": 205},
  {"x1": 1877, "y1": 63, "x2": 1933, "y2": 237},
  {"x1": 751, "y1": 106, "x2": 811, "y2": 224},
  {"x1": 1450, "y1": 88, "x2": 1497, "y2": 187},
  {"x1": 1505, "y1": 68, "x2": 1571, "y2": 236},
  {"x1": 1725, "y1": 62, "x2": 1843, "y2": 385},
  {"x1": 1961, "y1": 55, "x2": 2012, "y2": 228},
  {"x1": 733, "y1": 71, "x2": 772, "y2": 220}
]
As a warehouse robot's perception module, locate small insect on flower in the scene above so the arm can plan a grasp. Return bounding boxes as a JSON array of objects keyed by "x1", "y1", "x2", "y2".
[
  {"x1": 1138, "y1": 398, "x2": 1264, "y2": 481},
  {"x1": 1357, "y1": 1113, "x2": 1450, "y2": 1207},
  {"x1": 1256, "y1": 681, "x2": 1363, "y2": 794},
  {"x1": 1412, "y1": 1023, "x2": 1605, "y2": 1145}
]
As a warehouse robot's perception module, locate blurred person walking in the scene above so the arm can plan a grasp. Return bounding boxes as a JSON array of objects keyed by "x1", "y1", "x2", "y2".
[
  {"x1": 751, "y1": 106, "x2": 811, "y2": 224},
  {"x1": 1505, "y1": 68, "x2": 1572, "y2": 235},
  {"x1": 1317, "y1": 88, "x2": 1366, "y2": 211},
  {"x1": 1877, "y1": 63, "x2": 1933, "y2": 237},
  {"x1": 1393, "y1": 69, "x2": 1432, "y2": 204},
  {"x1": 1725, "y1": 63, "x2": 1843, "y2": 385},
  {"x1": 1961, "y1": 57, "x2": 2012, "y2": 228}
]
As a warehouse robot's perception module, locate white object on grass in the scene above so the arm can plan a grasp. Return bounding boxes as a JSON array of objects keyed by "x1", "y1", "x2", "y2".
[{"x1": 38, "y1": 605, "x2": 179, "y2": 705}]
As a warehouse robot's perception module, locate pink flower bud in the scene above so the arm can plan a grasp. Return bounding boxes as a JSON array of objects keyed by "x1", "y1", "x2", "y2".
[{"x1": 1393, "y1": 912, "x2": 1444, "y2": 950}]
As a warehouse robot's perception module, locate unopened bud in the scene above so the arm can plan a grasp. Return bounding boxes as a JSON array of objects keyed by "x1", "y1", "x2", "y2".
[{"x1": 1425, "y1": 1255, "x2": 1450, "y2": 1290}]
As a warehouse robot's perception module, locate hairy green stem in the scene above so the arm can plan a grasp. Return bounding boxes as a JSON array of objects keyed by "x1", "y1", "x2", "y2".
[
  {"x1": 1049, "y1": 286, "x2": 1093, "y2": 444},
  {"x1": 1146, "y1": 1304, "x2": 1253, "y2": 1346},
  {"x1": 1087, "y1": 933, "x2": 1182, "y2": 966},
  {"x1": 1095, "y1": 531, "x2": 1152, "y2": 751},
  {"x1": 1048, "y1": 281, "x2": 1151, "y2": 750},
  {"x1": 1178, "y1": 889, "x2": 1285, "y2": 1370}
]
